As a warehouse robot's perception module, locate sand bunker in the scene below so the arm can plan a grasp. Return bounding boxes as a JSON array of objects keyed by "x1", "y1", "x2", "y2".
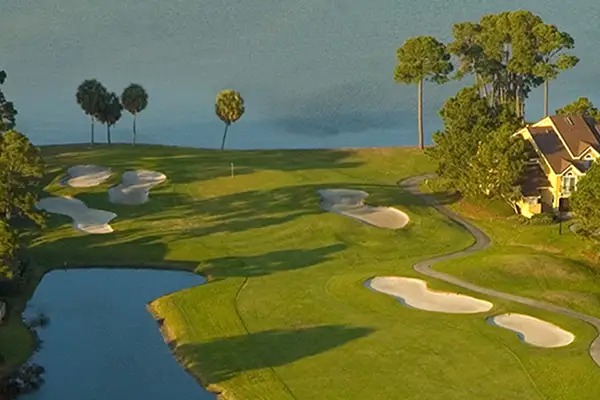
[
  {"x1": 36, "y1": 197, "x2": 116, "y2": 234},
  {"x1": 367, "y1": 276, "x2": 493, "y2": 314},
  {"x1": 108, "y1": 170, "x2": 167, "y2": 205},
  {"x1": 318, "y1": 189, "x2": 409, "y2": 229},
  {"x1": 60, "y1": 165, "x2": 112, "y2": 188},
  {"x1": 489, "y1": 313, "x2": 575, "y2": 348}
]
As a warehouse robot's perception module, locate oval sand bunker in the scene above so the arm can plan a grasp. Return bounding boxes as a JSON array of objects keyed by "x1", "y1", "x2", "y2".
[
  {"x1": 367, "y1": 276, "x2": 493, "y2": 313},
  {"x1": 489, "y1": 313, "x2": 575, "y2": 348},
  {"x1": 61, "y1": 165, "x2": 112, "y2": 188},
  {"x1": 318, "y1": 188, "x2": 409, "y2": 229},
  {"x1": 36, "y1": 196, "x2": 116, "y2": 234},
  {"x1": 109, "y1": 170, "x2": 167, "y2": 205}
]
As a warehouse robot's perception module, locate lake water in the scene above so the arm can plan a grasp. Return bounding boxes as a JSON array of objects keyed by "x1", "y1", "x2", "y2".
[
  {"x1": 2, "y1": 0, "x2": 600, "y2": 149},
  {"x1": 20, "y1": 269, "x2": 214, "y2": 400}
]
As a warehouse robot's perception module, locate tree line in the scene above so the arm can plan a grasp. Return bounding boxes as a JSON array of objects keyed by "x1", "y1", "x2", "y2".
[
  {"x1": 393, "y1": 10, "x2": 589, "y2": 211},
  {"x1": 76, "y1": 80, "x2": 148, "y2": 145},
  {"x1": 0, "y1": 70, "x2": 45, "y2": 282},
  {"x1": 394, "y1": 10, "x2": 578, "y2": 150},
  {"x1": 76, "y1": 80, "x2": 245, "y2": 150}
]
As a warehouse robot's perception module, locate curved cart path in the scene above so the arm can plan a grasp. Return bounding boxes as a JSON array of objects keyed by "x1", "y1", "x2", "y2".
[{"x1": 399, "y1": 175, "x2": 600, "y2": 367}]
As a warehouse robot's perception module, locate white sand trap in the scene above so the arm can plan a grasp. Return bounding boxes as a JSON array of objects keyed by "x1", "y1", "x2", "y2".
[
  {"x1": 61, "y1": 165, "x2": 112, "y2": 188},
  {"x1": 489, "y1": 313, "x2": 575, "y2": 348},
  {"x1": 108, "y1": 170, "x2": 167, "y2": 205},
  {"x1": 367, "y1": 276, "x2": 493, "y2": 313},
  {"x1": 36, "y1": 196, "x2": 116, "y2": 234},
  {"x1": 318, "y1": 188, "x2": 409, "y2": 229}
]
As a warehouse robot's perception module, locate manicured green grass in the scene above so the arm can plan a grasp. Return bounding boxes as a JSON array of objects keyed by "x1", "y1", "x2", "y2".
[
  {"x1": 1, "y1": 144, "x2": 600, "y2": 399},
  {"x1": 423, "y1": 179, "x2": 600, "y2": 319}
]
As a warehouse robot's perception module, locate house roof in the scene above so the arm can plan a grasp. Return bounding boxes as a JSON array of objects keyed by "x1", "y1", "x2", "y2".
[
  {"x1": 519, "y1": 163, "x2": 551, "y2": 197},
  {"x1": 549, "y1": 115, "x2": 600, "y2": 157},
  {"x1": 526, "y1": 116, "x2": 600, "y2": 174},
  {"x1": 528, "y1": 126, "x2": 572, "y2": 174}
]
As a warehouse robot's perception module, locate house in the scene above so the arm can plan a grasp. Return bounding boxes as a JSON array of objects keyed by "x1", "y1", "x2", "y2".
[{"x1": 514, "y1": 115, "x2": 600, "y2": 217}]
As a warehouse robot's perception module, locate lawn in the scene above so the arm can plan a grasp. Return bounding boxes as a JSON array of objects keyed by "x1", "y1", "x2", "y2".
[
  {"x1": 423, "y1": 179, "x2": 600, "y2": 320},
  {"x1": 1, "y1": 144, "x2": 599, "y2": 399}
]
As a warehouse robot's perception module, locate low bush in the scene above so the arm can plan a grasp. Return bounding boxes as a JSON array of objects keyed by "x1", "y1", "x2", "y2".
[
  {"x1": 528, "y1": 213, "x2": 556, "y2": 225},
  {"x1": 509, "y1": 213, "x2": 556, "y2": 225}
]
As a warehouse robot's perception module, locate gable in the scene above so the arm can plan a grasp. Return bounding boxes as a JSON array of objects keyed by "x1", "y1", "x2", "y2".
[
  {"x1": 580, "y1": 146, "x2": 600, "y2": 160},
  {"x1": 549, "y1": 115, "x2": 600, "y2": 158}
]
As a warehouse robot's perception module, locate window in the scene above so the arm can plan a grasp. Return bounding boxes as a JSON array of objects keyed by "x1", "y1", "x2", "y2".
[
  {"x1": 562, "y1": 172, "x2": 577, "y2": 194},
  {"x1": 582, "y1": 153, "x2": 595, "y2": 169}
]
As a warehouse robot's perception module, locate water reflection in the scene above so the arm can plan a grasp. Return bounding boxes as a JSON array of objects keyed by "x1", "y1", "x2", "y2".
[{"x1": 17, "y1": 269, "x2": 214, "y2": 400}]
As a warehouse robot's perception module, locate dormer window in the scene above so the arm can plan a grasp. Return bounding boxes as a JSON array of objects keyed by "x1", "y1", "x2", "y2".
[{"x1": 583, "y1": 153, "x2": 595, "y2": 168}]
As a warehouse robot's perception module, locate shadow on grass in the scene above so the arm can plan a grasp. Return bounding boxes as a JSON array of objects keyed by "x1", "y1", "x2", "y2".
[
  {"x1": 37, "y1": 179, "x2": 447, "y2": 243},
  {"x1": 40, "y1": 144, "x2": 363, "y2": 185},
  {"x1": 31, "y1": 177, "x2": 453, "y2": 272},
  {"x1": 175, "y1": 325, "x2": 374, "y2": 384},
  {"x1": 199, "y1": 244, "x2": 346, "y2": 279}
]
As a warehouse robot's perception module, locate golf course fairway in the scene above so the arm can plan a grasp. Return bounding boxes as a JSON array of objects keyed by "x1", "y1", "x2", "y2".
[{"x1": 1, "y1": 144, "x2": 599, "y2": 400}]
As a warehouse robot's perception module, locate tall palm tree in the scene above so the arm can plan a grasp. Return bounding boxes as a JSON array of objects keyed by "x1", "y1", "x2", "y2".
[
  {"x1": 215, "y1": 89, "x2": 245, "y2": 150},
  {"x1": 76, "y1": 79, "x2": 108, "y2": 145},
  {"x1": 95, "y1": 92, "x2": 122, "y2": 145},
  {"x1": 395, "y1": 36, "x2": 453, "y2": 150},
  {"x1": 121, "y1": 84, "x2": 149, "y2": 145}
]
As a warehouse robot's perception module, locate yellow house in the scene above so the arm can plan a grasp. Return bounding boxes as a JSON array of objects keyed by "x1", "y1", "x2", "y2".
[{"x1": 514, "y1": 115, "x2": 600, "y2": 217}]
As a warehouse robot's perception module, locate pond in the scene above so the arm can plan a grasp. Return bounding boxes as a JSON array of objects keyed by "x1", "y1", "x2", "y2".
[{"x1": 19, "y1": 269, "x2": 214, "y2": 400}]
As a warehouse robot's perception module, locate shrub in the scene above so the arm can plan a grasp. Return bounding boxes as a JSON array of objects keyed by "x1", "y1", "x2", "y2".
[
  {"x1": 508, "y1": 213, "x2": 555, "y2": 225},
  {"x1": 528, "y1": 213, "x2": 556, "y2": 225}
]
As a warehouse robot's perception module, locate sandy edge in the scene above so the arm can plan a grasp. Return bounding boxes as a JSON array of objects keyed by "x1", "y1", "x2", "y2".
[
  {"x1": 62, "y1": 165, "x2": 112, "y2": 188},
  {"x1": 108, "y1": 170, "x2": 167, "y2": 205},
  {"x1": 146, "y1": 301, "x2": 229, "y2": 400},
  {"x1": 366, "y1": 276, "x2": 493, "y2": 314},
  {"x1": 36, "y1": 196, "x2": 116, "y2": 234},
  {"x1": 317, "y1": 188, "x2": 410, "y2": 229},
  {"x1": 488, "y1": 313, "x2": 575, "y2": 348}
]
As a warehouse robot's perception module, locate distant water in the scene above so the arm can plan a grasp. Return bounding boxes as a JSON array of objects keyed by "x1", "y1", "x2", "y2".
[
  {"x1": 20, "y1": 269, "x2": 214, "y2": 400},
  {"x1": 1, "y1": 0, "x2": 599, "y2": 149}
]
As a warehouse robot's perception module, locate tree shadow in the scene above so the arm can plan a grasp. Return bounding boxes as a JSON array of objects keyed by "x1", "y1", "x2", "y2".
[
  {"x1": 199, "y1": 243, "x2": 346, "y2": 279},
  {"x1": 34, "y1": 179, "x2": 456, "y2": 253},
  {"x1": 174, "y1": 325, "x2": 374, "y2": 385},
  {"x1": 29, "y1": 226, "x2": 175, "y2": 270},
  {"x1": 40, "y1": 144, "x2": 363, "y2": 185},
  {"x1": 423, "y1": 189, "x2": 461, "y2": 206}
]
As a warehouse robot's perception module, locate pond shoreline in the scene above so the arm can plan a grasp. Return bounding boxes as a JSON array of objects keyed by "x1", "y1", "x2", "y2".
[
  {"x1": 2, "y1": 264, "x2": 211, "y2": 399},
  {"x1": 147, "y1": 301, "x2": 224, "y2": 400}
]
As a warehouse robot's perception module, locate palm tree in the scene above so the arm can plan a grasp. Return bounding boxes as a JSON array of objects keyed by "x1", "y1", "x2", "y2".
[
  {"x1": 121, "y1": 83, "x2": 149, "y2": 145},
  {"x1": 215, "y1": 90, "x2": 245, "y2": 150},
  {"x1": 394, "y1": 36, "x2": 453, "y2": 150},
  {"x1": 76, "y1": 79, "x2": 108, "y2": 145},
  {"x1": 532, "y1": 24, "x2": 579, "y2": 117},
  {"x1": 94, "y1": 92, "x2": 122, "y2": 144}
]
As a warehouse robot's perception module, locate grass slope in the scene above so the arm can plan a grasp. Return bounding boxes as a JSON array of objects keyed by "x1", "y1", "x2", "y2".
[
  {"x1": 1, "y1": 144, "x2": 599, "y2": 399},
  {"x1": 423, "y1": 180, "x2": 600, "y2": 319}
]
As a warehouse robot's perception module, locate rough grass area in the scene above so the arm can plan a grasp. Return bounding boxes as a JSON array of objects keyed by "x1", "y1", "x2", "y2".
[{"x1": 1, "y1": 145, "x2": 599, "y2": 399}]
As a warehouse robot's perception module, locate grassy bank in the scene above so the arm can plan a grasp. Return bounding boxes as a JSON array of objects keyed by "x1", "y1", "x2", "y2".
[
  {"x1": 1, "y1": 144, "x2": 599, "y2": 399},
  {"x1": 423, "y1": 180, "x2": 600, "y2": 319}
]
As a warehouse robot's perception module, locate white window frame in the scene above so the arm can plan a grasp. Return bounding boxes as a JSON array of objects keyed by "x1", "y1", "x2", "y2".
[{"x1": 561, "y1": 171, "x2": 577, "y2": 194}]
